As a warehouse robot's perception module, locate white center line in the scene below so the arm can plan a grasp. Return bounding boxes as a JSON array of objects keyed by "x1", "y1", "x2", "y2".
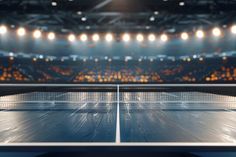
[{"x1": 116, "y1": 85, "x2": 120, "y2": 143}]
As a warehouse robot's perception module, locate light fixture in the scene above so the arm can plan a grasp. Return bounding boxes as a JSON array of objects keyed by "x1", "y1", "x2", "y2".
[
  {"x1": 92, "y1": 34, "x2": 100, "y2": 42},
  {"x1": 0, "y1": 25, "x2": 7, "y2": 35},
  {"x1": 48, "y1": 32, "x2": 55, "y2": 40},
  {"x1": 136, "y1": 34, "x2": 144, "y2": 42},
  {"x1": 105, "y1": 33, "x2": 113, "y2": 42},
  {"x1": 17, "y1": 27, "x2": 26, "y2": 36},
  {"x1": 145, "y1": 26, "x2": 150, "y2": 30},
  {"x1": 181, "y1": 32, "x2": 189, "y2": 40},
  {"x1": 231, "y1": 25, "x2": 236, "y2": 34},
  {"x1": 80, "y1": 34, "x2": 88, "y2": 41},
  {"x1": 149, "y1": 16, "x2": 155, "y2": 21},
  {"x1": 39, "y1": 55, "x2": 44, "y2": 59},
  {"x1": 77, "y1": 11, "x2": 82, "y2": 15},
  {"x1": 148, "y1": 34, "x2": 156, "y2": 42},
  {"x1": 179, "y1": 2, "x2": 185, "y2": 6},
  {"x1": 68, "y1": 34, "x2": 76, "y2": 42},
  {"x1": 51, "y1": 1, "x2": 57, "y2": 6},
  {"x1": 122, "y1": 33, "x2": 130, "y2": 42},
  {"x1": 212, "y1": 27, "x2": 222, "y2": 37},
  {"x1": 154, "y1": 11, "x2": 159, "y2": 15},
  {"x1": 196, "y1": 30, "x2": 205, "y2": 38},
  {"x1": 33, "y1": 30, "x2": 42, "y2": 39},
  {"x1": 81, "y1": 17, "x2": 87, "y2": 21},
  {"x1": 160, "y1": 34, "x2": 168, "y2": 42}
]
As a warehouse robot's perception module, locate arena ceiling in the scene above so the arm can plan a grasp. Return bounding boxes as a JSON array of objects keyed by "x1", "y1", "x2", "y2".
[{"x1": 0, "y1": 0, "x2": 236, "y2": 34}]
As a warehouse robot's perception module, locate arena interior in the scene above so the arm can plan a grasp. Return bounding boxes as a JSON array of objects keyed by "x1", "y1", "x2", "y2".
[{"x1": 1, "y1": 0, "x2": 236, "y2": 157}]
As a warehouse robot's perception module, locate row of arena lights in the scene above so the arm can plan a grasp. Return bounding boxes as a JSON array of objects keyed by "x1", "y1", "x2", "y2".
[{"x1": 0, "y1": 25, "x2": 236, "y2": 42}]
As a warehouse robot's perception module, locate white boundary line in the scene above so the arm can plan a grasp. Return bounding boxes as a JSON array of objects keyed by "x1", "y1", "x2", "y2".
[
  {"x1": 0, "y1": 143, "x2": 236, "y2": 146},
  {"x1": 0, "y1": 84, "x2": 117, "y2": 87},
  {"x1": 0, "y1": 83, "x2": 236, "y2": 87},
  {"x1": 120, "y1": 84, "x2": 236, "y2": 87},
  {"x1": 120, "y1": 101, "x2": 236, "y2": 103},
  {"x1": 0, "y1": 101, "x2": 117, "y2": 103},
  {"x1": 2, "y1": 101, "x2": 236, "y2": 103}
]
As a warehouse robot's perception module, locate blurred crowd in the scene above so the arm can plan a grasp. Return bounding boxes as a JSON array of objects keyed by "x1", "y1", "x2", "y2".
[
  {"x1": 73, "y1": 66, "x2": 163, "y2": 83},
  {"x1": 1, "y1": 57, "x2": 236, "y2": 83},
  {"x1": 0, "y1": 59, "x2": 29, "y2": 81}
]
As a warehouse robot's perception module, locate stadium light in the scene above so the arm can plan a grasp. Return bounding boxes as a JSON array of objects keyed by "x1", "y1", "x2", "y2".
[
  {"x1": 51, "y1": 1, "x2": 57, "y2": 6},
  {"x1": 81, "y1": 17, "x2": 87, "y2": 22},
  {"x1": 47, "y1": 32, "x2": 55, "y2": 40},
  {"x1": 212, "y1": 27, "x2": 222, "y2": 37},
  {"x1": 105, "y1": 33, "x2": 113, "y2": 42},
  {"x1": 80, "y1": 34, "x2": 88, "y2": 42},
  {"x1": 9, "y1": 52, "x2": 14, "y2": 57},
  {"x1": 181, "y1": 32, "x2": 189, "y2": 40},
  {"x1": 33, "y1": 30, "x2": 42, "y2": 39},
  {"x1": 160, "y1": 34, "x2": 168, "y2": 42},
  {"x1": 231, "y1": 25, "x2": 236, "y2": 34},
  {"x1": 68, "y1": 34, "x2": 76, "y2": 42},
  {"x1": 149, "y1": 16, "x2": 155, "y2": 21},
  {"x1": 92, "y1": 34, "x2": 100, "y2": 42},
  {"x1": 196, "y1": 30, "x2": 205, "y2": 39},
  {"x1": 122, "y1": 33, "x2": 130, "y2": 42},
  {"x1": 77, "y1": 11, "x2": 82, "y2": 15},
  {"x1": 0, "y1": 25, "x2": 7, "y2": 35},
  {"x1": 148, "y1": 34, "x2": 156, "y2": 42},
  {"x1": 136, "y1": 34, "x2": 144, "y2": 42},
  {"x1": 17, "y1": 27, "x2": 26, "y2": 37},
  {"x1": 179, "y1": 1, "x2": 185, "y2": 6}
]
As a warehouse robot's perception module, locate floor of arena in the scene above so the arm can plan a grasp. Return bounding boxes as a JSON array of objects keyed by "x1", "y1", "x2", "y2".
[{"x1": 0, "y1": 86, "x2": 236, "y2": 143}]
